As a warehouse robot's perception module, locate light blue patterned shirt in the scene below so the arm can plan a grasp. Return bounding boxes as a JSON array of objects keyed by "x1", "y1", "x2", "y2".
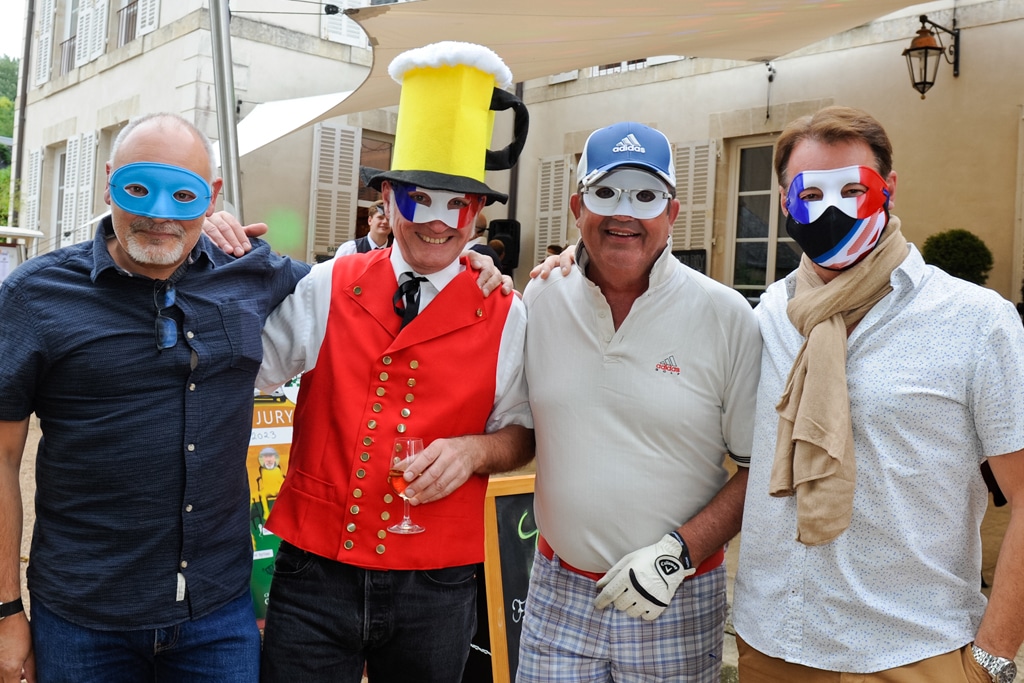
[{"x1": 734, "y1": 243, "x2": 1024, "y2": 672}]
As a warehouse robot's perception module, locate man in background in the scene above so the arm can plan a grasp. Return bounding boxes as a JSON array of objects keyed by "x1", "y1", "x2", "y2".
[{"x1": 336, "y1": 199, "x2": 392, "y2": 256}]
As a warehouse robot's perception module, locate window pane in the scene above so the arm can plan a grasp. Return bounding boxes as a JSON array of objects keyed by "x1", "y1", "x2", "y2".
[
  {"x1": 733, "y1": 241, "x2": 767, "y2": 287},
  {"x1": 739, "y1": 146, "x2": 773, "y2": 192},
  {"x1": 737, "y1": 195, "x2": 770, "y2": 238},
  {"x1": 775, "y1": 240, "x2": 803, "y2": 282}
]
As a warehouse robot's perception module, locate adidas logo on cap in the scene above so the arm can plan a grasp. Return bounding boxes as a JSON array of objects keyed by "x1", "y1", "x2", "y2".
[{"x1": 612, "y1": 134, "x2": 646, "y2": 154}]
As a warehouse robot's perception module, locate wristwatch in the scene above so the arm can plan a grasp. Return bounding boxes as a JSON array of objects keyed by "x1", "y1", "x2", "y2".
[
  {"x1": 972, "y1": 644, "x2": 1017, "y2": 683},
  {"x1": 0, "y1": 597, "x2": 24, "y2": 621}
]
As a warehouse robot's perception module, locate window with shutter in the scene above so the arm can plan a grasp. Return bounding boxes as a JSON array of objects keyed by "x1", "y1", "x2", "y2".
[
  {"x1": 308, "y1": 123, "x2": 360, "y2": 261},
  {"x1": 533, "y1": 155, "x2": 570, "y2": 266}
]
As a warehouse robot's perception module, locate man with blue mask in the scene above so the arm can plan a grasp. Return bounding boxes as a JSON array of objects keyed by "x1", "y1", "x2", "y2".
[
  {"x1": 0, "y1": 113, "x2": 311, "y2": 682},
  {"x1": 734, "y1": 106, "x2": 1024, "y2": 683},
  {"x1": 518, "y1": 121, "x2": 761, "y2": 682}
]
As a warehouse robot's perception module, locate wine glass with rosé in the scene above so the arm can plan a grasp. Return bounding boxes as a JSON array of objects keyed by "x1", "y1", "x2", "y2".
[{"x1": 387, "y1": 437, "x2": 425, "y2": 534}]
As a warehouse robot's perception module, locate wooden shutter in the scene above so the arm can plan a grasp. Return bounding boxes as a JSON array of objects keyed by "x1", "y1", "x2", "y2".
[
  {"x1": 322, "y1": 0, "x2": 368, "y2": 48},
  {"x1": 307, "y1": 123, "x2": 360, "y2": 260},
  {"x1": 21, "y1": 148, "x2": 44, "y2": 232},
  {"x1": 90, "y1": 0, "x2": 108, "y2": 61},
  {"x1": 61, "y1": 137, "x2": 81, "y2": 248},
  {"x1": 75, "y1": 132, "x2": 97, "y2": 243},
  {"x1": 74, "y1": 1, "x2": 94, "y2": 68},
  {"x1": 671, "y1": 139, "x2": 716, "y2": 252},
  {"x1": 137, "y1": 0, "x2": 159, "y2": 36},
  {"x1": 534, "y1": 155, "x2": 570, "y2": 265},
  {"x1": 35, "y1": 0, "x2": 55, "y2": 85}
]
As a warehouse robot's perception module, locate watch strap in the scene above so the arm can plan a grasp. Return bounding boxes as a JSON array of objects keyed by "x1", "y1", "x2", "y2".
[
  {"x1": 972, "y1": 644, "x2": 1017, "y2": 683},
  {"x1": 667, "y1": 530, "x2": 694, "y2": 572},
  {"x1": 0, "y1": 597, "x2": 24, "y2": 620}
]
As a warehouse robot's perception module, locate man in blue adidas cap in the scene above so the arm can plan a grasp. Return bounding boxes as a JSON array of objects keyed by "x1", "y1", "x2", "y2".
[{"x1": 517, "y1": 121, "x2": 761, "y2": 682}]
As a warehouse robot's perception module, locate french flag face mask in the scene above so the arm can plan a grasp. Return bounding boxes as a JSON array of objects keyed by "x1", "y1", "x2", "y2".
[
  {"x1": 784, "y1": 164, "x2": 891, "y2": 271},
  {"x1": 390, "y1": 182, "x2": 480, "y2": 230}
]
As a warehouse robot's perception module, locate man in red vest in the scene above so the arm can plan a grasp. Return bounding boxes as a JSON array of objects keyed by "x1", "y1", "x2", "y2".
[{"x1": 253, "y1": 42, "x2": 533, "y2": 683}]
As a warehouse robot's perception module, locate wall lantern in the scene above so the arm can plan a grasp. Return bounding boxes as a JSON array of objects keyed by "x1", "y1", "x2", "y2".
[{"x1": 902, "y1": 14, "x2": 960, "y2": 99}]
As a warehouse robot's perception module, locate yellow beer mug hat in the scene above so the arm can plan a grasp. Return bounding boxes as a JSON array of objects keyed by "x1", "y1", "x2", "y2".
[{"x1": 370, "y1": 41, "x2": 529, "y2": 205}]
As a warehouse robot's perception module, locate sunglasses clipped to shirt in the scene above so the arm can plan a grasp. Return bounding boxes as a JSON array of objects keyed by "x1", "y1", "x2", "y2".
[{"x1": 154, "y1": 282, "x2": 178, "y2": 350}]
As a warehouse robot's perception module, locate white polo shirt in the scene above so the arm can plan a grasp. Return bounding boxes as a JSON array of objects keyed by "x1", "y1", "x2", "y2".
[{"x1": 524, "y1": 240, "x2": 762, "y2": 572}]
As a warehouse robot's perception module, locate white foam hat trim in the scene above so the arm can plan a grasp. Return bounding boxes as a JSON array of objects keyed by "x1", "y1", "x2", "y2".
[{"x1": 388, "y1": 41, "x2": 513, "y2": 89}]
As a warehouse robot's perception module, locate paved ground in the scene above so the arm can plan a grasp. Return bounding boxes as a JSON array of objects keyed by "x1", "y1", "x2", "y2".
[{"x1": 15, "y1": 419, "x2": 1024, "y2": 680}]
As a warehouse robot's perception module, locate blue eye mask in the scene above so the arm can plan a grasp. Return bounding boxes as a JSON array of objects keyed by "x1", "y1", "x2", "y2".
[{"x1": 109, "y1": 162, "x2": 213, "y2": 220}]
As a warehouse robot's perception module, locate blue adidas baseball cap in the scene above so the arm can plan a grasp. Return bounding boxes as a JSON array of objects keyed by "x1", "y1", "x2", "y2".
[{"x1": 576, "y1": 121, "x2": 676, "y2": 192}]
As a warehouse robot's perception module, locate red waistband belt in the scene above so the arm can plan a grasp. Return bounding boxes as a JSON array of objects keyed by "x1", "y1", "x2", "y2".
[{"x1": 538, "y1": 534, "x2": 725, "y2": 582}]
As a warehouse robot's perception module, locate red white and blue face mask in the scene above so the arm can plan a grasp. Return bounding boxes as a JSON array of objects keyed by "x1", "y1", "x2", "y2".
[
  {"x1": 391, "y1": 183, "x2": 480, "y2": 230},
  {"x1": 785, "y1": 165, "x2": 891, "y2": 271}
]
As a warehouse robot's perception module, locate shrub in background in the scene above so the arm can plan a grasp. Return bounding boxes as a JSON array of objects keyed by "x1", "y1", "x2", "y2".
[{"x1": 921, "y1": 229, "x2": 993, "y2": 286}]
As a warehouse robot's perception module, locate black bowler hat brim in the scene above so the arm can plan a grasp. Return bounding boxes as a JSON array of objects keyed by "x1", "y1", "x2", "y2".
[{"x1": 369, "y1": 169, "x2": 509, "y2": 205}]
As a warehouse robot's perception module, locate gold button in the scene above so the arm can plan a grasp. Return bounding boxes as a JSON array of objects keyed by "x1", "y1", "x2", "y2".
[
  {"x1": 361, "y1": 452, "x2": 370, "y2": 462},
  {"x1": 376, "y1": 544, "x2": 386, "y2": 554},
  {"x1": 378, "y1": 530, "x2": 387, "y2": 539},
  {"x1": 382, "y1": 356, "x2": 393, "y2": 365},
  {"x1": 379, "y1": 372, "x2": 389, "y2": 381},
  {"x1": 347, "y1": 523, "x2": 356, "y2": 532},
  {"x1": 376, "y1": 387, "x2": 386, "y2": 397},
  {"x1": 397, "y1": 424, "x2": 406, "y2": 433},
  {"x1": 407, "y1": 379, "x2": 416, "y2": 387},
  {"x1": 405, "y1": 394, "x2": 414, "y2": 403},
  {"x1": 409, "y1": 360, "x2": 419, "y2": 369},
  {"x1": 381, "y1": 511, "x2": 391, "y2": 520},
  {"x1": 350, "y1": 505, "x2": 360, "y2": 514},
  {"x1": 373, "y1": 404, "x2": 382, "y2": 413},
  {"x1": 363, "y1": 437, "x2": 373, "y2": 446},
  {"x1": 353, "y1": 287, "x2": 362, "y2": 295},
  {"x1": 368, "y1": 420, "x2": 377, "y2": 429},
  {"x1": 401, "y1": 408, "x2": 411, "y2": 418},
  {"x1": 356, "y1": 469, "x2": 366, "y2": 478},
  {"x1": 344, "y1": 540, "x2": 354, "y2": 549},
  {"x1": 384, "y1": 494, "x2": 394, "y2": 504},
  {"x1": 476, "y1": 308, "x2": 483, "y2": 317},
  {"x1": 353, "y1": 489, "x2": 363, "y2": 498}
]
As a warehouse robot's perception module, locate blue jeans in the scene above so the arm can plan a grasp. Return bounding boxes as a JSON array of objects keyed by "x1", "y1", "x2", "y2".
[
  {"x1": 260, "y1": 541, "x2": 478, "y2": 683},
  {"x1": 30, "y1": 592, "x2": 261, "y2": 683}
]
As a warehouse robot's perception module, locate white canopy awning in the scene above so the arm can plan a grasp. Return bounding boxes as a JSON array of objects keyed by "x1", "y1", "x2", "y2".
[{"x1": 237, "y1": 0, "x2": 922, "y2": 158}]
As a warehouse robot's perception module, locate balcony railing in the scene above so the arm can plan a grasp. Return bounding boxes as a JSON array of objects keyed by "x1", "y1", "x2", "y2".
[
  {"x1": 118, "y1": 1, "x2": 138, "y2": 48},
  {"x1": 59, "y1": 36, "x2": 76, "y2": 76}
]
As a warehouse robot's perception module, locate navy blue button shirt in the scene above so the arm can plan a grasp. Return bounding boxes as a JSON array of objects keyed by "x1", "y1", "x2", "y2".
[{"x1": 0, "y1": 218, "x2": 309, "y2": 629}]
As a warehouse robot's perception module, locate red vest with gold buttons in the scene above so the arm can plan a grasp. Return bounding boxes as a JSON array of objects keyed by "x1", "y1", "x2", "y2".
[{"x1": 266, "y1": 249, "x2": 514, "y2": 570}]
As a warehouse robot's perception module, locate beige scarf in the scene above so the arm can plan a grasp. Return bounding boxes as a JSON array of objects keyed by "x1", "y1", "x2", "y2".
[{"x1": 768, "y1": 216, "x2": 908, "y2": 545}]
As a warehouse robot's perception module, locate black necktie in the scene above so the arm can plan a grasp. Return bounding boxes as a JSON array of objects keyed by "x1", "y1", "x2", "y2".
[{"x1": 393, "y1": 272, "x2": 428, "y2": 329}]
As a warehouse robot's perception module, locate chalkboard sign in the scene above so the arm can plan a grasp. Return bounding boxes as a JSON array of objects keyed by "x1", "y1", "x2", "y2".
[{"x1": 482, "y1": 475, "x2": 537, "y2": 683}]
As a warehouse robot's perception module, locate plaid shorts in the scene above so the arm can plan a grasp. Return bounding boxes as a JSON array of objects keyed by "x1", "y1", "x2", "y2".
[{"x1": 516, "y1": 548, "x2": 727, "y2": 683}]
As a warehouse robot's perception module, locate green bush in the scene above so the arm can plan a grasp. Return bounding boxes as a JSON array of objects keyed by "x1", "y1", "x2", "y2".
[{"x1": 921, "y1": 229, "x2": 993, "y2": 285}]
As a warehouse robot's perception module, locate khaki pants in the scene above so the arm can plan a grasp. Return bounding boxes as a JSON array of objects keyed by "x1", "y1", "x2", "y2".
[{"x1": 736, "y1": 634, "x2": 992, "y2": 683}]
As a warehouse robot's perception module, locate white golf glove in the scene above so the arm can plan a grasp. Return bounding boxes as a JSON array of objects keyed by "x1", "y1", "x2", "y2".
[{"x1": 594, "y1": 532, "x2": 695, "y2": 621}]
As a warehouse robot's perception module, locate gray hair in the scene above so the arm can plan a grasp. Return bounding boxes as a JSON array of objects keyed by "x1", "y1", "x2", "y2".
[{"x1": 109, "y1": 113, "x2": 217, "y2": 179}]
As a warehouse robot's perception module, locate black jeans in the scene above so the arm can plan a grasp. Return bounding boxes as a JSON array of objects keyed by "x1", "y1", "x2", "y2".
[{"x1": 260, "y1": 541, "x2": 478, "y2": 683}]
